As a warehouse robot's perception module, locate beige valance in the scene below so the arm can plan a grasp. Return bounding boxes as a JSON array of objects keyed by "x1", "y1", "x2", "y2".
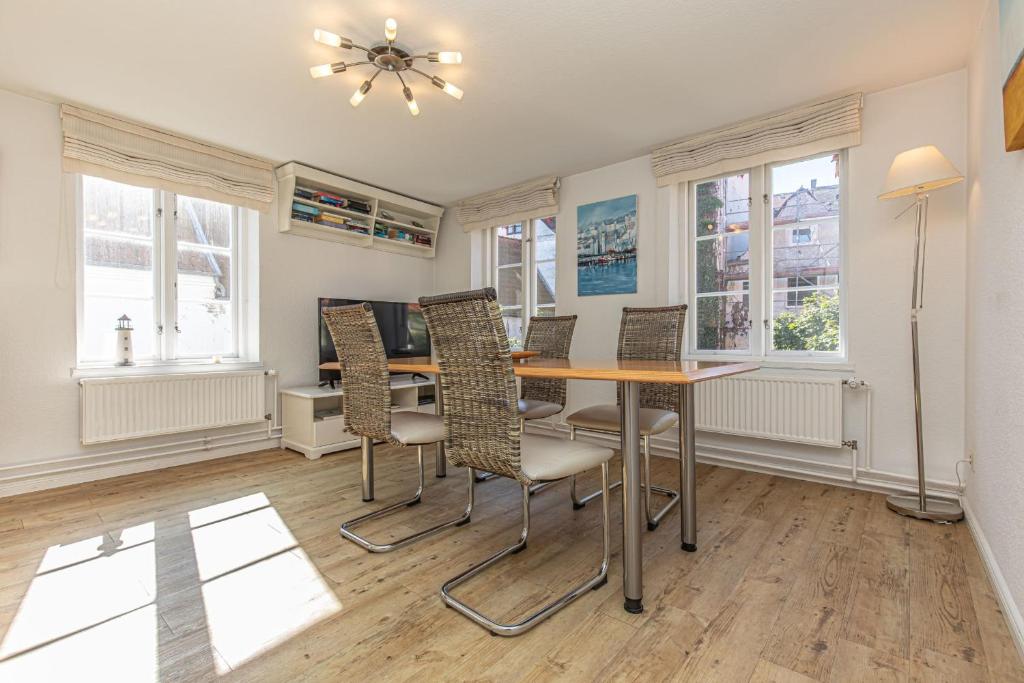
[
  {"x1": 456, "y1": 176, "x2": 559, "y2": 232},
  {"x1": 61, "y1": 104, "x2": 274, "y2": 211},
  {"x1": 651, "y1": 93, "x2": 863, "y2": 186}
]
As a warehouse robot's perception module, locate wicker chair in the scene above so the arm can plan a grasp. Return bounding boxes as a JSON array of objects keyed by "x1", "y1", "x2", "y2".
[
  {"x1": 564, "y1": 305, "x2": 687, "y2": 530},
  {"x1": 519, "y1": 314, "x2": 578, "y2": 428},
  {"x1": 323, "y1": 303, "x2": 471, "y2": 553},
  {"x1": 477, "y1": 314, "x2": 578, "y2": 484},
  {"x1": 419, "y1": 288, "x2": 612, "y2": 637}
]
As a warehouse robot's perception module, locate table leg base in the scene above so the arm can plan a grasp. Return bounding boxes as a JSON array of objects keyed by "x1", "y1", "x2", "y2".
[
  {"x1": 362, "y1": 497, "x2": 374, "y2": 503},
  {"x1": 681, "y1": 542, "x2": 696, "y2": 552},
  {"x1": 624, "y1": 598, "x2": 643, "y2": 614},
  {"x1": 648, "y1": 521, "x2": 659, "y2": 531}
]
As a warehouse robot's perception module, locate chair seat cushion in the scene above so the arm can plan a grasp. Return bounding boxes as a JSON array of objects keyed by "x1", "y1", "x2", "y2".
[
  {"x1": 390, "y1": 411, "x2": 444, "y2": 445},
  {"x1": 518, "y1": 399, "x2": 563, "y2": 420},
  {"x1": 565, "y1": 404, "x2": 679, "y2": 436},
  {"x1": 520, "y1": 433, "x2": 613, "y2": 482}
]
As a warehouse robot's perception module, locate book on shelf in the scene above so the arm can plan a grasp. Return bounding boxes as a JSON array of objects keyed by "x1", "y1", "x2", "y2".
[{"x1": 292, "y1": 201, "x2": 320, "y2": 216}]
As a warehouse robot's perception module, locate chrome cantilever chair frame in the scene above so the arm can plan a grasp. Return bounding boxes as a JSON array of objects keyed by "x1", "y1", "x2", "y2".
[
  {"x1": 566, "y1": 305, "x2": 688, "y2": 530},
  {"x1": 442, "y1": 463, "x2": 611, "y2": 637},
  {"x1": 568, "y1": 424, "x2": 679, "y2": 530},
  {"x1": 420, "y1": 287, "x2": 612, "y2": 637},
  {"x1": 340, "y1": 444, "x2": 474, "y2": 552},
  {"x1": 324, "y1": 303, "x2": 472, "y2": 554}
]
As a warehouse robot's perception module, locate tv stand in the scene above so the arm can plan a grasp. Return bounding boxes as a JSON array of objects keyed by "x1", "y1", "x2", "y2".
[
  {"x1": 282, "y1": 376, "x2": 437, "y2": 459},
  {"x1": 317, "y1": 379, "x2": 337, "y2": 390}
]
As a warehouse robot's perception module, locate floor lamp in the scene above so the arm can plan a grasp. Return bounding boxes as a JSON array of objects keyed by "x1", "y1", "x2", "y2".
[{"x1": 878, "y1": 145, "x2": 964, "y2": 522}]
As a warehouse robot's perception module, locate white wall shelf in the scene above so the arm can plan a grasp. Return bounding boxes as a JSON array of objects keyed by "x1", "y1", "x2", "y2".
[
  {"x1": 280, "y1": 375, "x2": 437, "y2": 459},
  {"x1": 276, "y1": 162, "x2": 444, "y2": 258}
]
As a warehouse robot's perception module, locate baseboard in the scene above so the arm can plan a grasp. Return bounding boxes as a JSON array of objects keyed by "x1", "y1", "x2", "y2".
[
  {"x1": 961, "y1": 495, "x2": 1024, "y2": 662},
  {"x1": 525, "y1": 419, "x2": 961, "y2": 500},
  {"x1": 0, "y1": 436, "x2": 282, "y2": 498}
]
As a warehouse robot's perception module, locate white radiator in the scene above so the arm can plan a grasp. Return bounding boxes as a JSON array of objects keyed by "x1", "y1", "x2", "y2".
[
  {"x1": 79, "y1": 371, "x2": 267, "y2": 444},
  {"x1": 695, "y1": 375, "x2": 844, "y2": 447}
]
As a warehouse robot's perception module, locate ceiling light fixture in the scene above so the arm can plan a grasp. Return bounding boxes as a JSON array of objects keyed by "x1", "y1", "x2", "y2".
[{"x1": 309, "y1": 17, "x2": 463, "y2": 116}]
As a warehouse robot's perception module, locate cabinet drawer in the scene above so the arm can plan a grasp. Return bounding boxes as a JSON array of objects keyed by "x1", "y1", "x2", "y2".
[{"x1": 314, "y1": 416, "x2": 350, "y2": 446}]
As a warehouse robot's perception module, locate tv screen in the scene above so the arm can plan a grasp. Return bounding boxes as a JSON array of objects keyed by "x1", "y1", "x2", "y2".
[{"x1": 318, "y1": 298, "x2": 430, "y2": 381}]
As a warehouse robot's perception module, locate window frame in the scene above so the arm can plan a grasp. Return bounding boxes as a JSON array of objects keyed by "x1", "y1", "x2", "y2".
[
  {"x1": 488, "y1": 217, "x2": 557, "y2": 346},
  {"x1": 74, "y1": 174, "x2": 255, "y2": 368},
  {"x1": 685, "y1": 150, "x2": 847, "y2": 362}
]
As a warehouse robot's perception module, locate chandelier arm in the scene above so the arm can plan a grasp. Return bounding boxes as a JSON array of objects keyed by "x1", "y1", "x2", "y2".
[
  {"x1": 408, "y1": 67, "x2": 434, "y2": 80},
  {"x1": 368, "y1": 69, "x2": 382, "y2": 83},
  {"x1": 395, "y1": 71, "x2": 408, "y2": 88},
  {"x1": 349, "y1": 42, "x2": 375, "y2": 54}
]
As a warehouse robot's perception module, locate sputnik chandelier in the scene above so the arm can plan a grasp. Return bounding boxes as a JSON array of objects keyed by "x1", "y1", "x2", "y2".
[{"x1": 309, "y1": 17, "x2": 463, "y2": 116}]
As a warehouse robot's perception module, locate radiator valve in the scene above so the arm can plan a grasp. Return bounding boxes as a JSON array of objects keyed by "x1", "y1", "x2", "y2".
[{"x1": 844, "y1": 378, "x2": 868, "y2": 390}]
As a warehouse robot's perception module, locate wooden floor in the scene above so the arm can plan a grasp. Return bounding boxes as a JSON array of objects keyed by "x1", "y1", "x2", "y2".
[{"x1": 0, "y1": 445, "x2": 1021, "y2": 682}]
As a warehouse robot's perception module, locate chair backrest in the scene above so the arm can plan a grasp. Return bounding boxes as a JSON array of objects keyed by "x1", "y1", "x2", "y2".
[
  {"x1": 322, "y1": 303, "x2": 393, "y2": 442},
  {"x1": 616, "y1": 305, "x2": 688, "y2": 412},
  {"x1": 419, "y1": 288, "x2": 527, "y2": 484},
  {"x1": 520, "y1": 314, "x2": 577, "y2": 407}
]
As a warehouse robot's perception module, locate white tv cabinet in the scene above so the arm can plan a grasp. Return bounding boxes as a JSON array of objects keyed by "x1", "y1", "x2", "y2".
[{"x1": 281, "y1": 375, "x2": 436, "y2": 459}]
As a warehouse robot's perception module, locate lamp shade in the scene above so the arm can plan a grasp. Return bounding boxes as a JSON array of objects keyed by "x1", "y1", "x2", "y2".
[{"x1": 878, "y1": 145, "x2": 964, "y2": 200}]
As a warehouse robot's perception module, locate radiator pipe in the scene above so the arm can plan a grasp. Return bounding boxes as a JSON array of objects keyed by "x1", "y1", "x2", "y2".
[{"x1": 842, "y1": 378, "x2": 872, "y2": 484}]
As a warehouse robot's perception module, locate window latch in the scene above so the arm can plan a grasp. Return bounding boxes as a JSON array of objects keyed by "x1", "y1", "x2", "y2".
[
  {"x1": 156, "y1": 207, "x2": 163, "y2": 218},
  {"x1": 174, "y1": 324, "x2": 181, "y2": 334},
  {"x1": 763, "y1": 318, "x2": 769, "y2": 329},
  {"x1": 157, "y1": 324, "x2": 164, "y2": 335}
]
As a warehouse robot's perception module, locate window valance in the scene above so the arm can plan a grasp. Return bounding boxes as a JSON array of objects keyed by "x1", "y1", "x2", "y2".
[
  {"x1": 651, "y1": 93, "x2": 862, "y2": 186},
  {"x1": 456, "y1": 176, "x2": 559, "y2": 232},
  {"x1": 60, "y1": 104, "x2": 275, "y2": 211}
]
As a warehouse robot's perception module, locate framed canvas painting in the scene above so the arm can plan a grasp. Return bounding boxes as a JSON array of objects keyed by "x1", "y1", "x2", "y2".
[
  {"x1": 1001, "y1": 0, "x2": 1024, "y2": 150},
  {"x1": 576, "y1": 194, "x2": 638, "y2": 296}
]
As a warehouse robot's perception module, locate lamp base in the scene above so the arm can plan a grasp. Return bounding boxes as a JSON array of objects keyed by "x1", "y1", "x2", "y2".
[{"x1": 886, "y1": 494, "x2": 964, "y2": 523}]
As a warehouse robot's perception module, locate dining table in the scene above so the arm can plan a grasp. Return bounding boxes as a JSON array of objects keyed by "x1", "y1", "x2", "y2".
[{"x1": 322, "y1": 354, "x2": 759, "y2": 614}]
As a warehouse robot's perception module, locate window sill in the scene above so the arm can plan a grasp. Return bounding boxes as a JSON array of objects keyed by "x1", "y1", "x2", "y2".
[
  {"x1": 72, "y1": 359, "x2": 264, "y2": 379},
  {"x1": 684, "y1": 356, "x2": 854, "y2": 373}
]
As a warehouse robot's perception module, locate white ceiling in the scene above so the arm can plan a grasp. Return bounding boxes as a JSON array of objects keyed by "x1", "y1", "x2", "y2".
[{"x1": 0, "y1": 0, "x2": 983, "y2": 205}]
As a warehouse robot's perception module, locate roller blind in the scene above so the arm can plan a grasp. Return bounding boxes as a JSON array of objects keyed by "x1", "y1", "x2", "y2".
[
  {"x1": 651, "y1": 93, "x2": 862, "y2": 186},
  {"x1": 456, "y1": 176, "x2": 559, "y2": 232},
  {"x1": 61, "y1": 104, "x2": 275, "y2": 211}
]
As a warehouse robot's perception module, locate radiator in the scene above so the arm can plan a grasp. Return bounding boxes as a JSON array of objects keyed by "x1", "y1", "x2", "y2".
[
  {"x1": 695, "y1": 375, "x2": 844, "y2": 447},
  {"x1": 79, "y1": 371, "x2": 267, "y2": 444}
]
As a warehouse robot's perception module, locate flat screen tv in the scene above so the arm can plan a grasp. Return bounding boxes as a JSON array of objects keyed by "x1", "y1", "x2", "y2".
[{"x1": 318, "y1": 298, "x2": 430, "y2": 382}]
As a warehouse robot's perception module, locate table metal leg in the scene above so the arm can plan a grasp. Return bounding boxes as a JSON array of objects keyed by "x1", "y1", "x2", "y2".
[
  {"x1": 361, "y1": 436, "x2": 374, "y2": 502},
  {"x1": 620, "y1": 381, "x2": 644, "y2": 614},
  {"x1": 680, "y1": 384, "x2": 697, "y2": 552},
  {"x1": 434, "y1": 374, "x2": 447, "y2": 478}
]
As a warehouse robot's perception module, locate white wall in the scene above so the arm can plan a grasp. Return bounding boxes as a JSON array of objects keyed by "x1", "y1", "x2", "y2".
[
  {"x1": 0, "y1": 87, "x2": 434, "y2": 493},
  {"x1": 964, "y1": 0, "x2": 1024, "y2": 646},
  {"x1": 436, "y1": 70, "x2": 969, "y2": 494}
]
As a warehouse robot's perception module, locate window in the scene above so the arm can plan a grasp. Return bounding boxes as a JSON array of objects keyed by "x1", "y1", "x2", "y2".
[
  {"x1": 78, "y1": 175, "x2": 255, "y2": 365},
  {"x1": 689, "y1": 152, "x2": 843, "y2": 358},
  {"x1": 492, "y1": 217, "x2": 557, "y2": 347}
]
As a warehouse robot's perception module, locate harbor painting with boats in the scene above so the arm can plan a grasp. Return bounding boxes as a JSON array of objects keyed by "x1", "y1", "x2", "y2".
[{"x1": 577, "y1": 194, "x2": 638, "y2": 296}]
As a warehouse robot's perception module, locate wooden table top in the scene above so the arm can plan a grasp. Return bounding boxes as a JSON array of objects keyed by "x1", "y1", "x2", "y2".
[{"x1": 358, "y1": 356, "x2": 759, "y2": 384}]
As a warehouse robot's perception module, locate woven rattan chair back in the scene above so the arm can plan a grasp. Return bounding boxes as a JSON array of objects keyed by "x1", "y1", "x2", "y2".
[
  {"x1": 322, "y1": 303, "x2": 393, "y2": 443},
  {"x1": 520, "y1": 315, "x2": 577, "y2": 407},
  {"x1": 615, "y1": 305, "x2": 688, "y2": 412},
  {"x1": 419, "y1": 288, "x2": 528, "y2": 484}
]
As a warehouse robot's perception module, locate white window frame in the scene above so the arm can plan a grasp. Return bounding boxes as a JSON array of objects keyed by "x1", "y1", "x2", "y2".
[
  {"x1": 685, "y1": 150, "x2": 847, "y2": 362},
  {"x1": 488, "y1": 217, "x2": 557, "y2": 344},
  {"x1": 74, "y1": 174, "x2": 257, "y2": 369}
]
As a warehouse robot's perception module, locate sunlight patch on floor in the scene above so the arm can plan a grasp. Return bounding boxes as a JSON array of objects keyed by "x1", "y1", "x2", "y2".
[
  {"x1": 188, "y1": 495, "x2": 341, "y2": 673},
  {"x1": 0, "y1": 522, "x2": 158, "y2": 681}
]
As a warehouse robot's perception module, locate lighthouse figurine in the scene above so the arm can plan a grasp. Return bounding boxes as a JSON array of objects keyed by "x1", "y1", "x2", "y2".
[{"x1": 115, "y1": 314, "x2": 134, "y2": 366}]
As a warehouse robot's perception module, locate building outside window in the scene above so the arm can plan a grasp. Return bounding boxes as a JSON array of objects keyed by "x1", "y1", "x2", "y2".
[
  {"x1": 492, "y1": 217, "x2": 556, "y2": 347},
  {"x1": 78, "y1": 175, "x2": 255, "y2": 366},
  {"x1": 690, "y1": 152, "x2": 843, "y2": 358}
]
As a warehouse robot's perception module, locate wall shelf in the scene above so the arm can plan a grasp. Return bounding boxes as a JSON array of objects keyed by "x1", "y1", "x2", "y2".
[{"x1": 276, "y1": 161, "x2": 444, "y2": 258}]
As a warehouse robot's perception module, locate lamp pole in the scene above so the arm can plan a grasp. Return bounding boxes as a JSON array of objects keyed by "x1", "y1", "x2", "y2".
[{"x1": 885, "y1": 192, "x2": 963, "y2": 522}]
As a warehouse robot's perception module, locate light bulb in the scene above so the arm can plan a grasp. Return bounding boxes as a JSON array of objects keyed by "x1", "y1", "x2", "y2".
[
  {"x1": 350, "y1": 80, "x2": 372, "y2": 107},
  {"x1": 437, "y1": 51, "x2": 463, "y2": 64},
  {"x1": 313, "y1": 28, "x2": 352, "y2": 49},
  {"x1": 384, "y1": 17, "x2": 398, "y2": 41},
  {"x1": 309, "y1": 62, "x2": 345, "y2": 78},
  {"x1": 403, "y1": 87, "x2": 420, "y2": 116},
  {"x1": 442, "y1": 82, "x2": 464, "y2": 100}
]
